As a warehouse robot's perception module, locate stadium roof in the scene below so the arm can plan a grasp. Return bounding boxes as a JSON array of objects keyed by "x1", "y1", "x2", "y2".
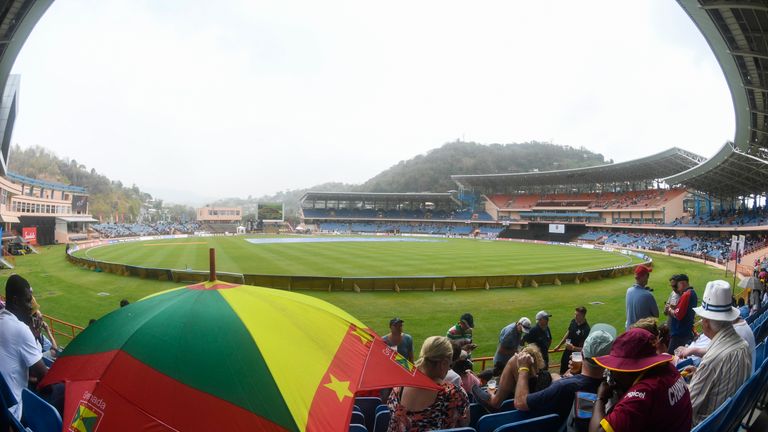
[
  {"x1": 0, "y1": 1, "x2": 53, "y2": 176},
  {"x1": 664, "y1": 0, "x2": 768, "y2": 197},
  {"x1": 7, "y1": 171, "x2": 88, "y2": 194},
  {"x1": 451, "y1": 147, "x2": 705, "y2": 191},
  {"x1": 301, "y1": 191, "x2": 459, "y2": 204}
]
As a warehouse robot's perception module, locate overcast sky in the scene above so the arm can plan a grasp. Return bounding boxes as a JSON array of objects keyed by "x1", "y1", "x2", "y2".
[{"x1": 10, "y1": 0, "x2": 733, "y2": 205}]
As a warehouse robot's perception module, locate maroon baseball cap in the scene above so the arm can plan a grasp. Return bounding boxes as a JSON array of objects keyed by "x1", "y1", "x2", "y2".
[
  {"x1": 593, "y1": 328, "x2": 672, "y2": 372},
  {"x1": 634, "y1": 265, "x2": 652, "y2": 277}
]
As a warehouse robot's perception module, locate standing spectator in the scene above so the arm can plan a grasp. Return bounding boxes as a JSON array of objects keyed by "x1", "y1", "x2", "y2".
[
  {"x1": 625, "y1": 265, "x2": 659, "y2": 329},
  {"x1": 590, "y1": 328, "x2": 691, "y2": 432},
  {"x1": 663, "y1": 275, "x2": 681, "y2": 327},
  {"x1": 665, "y1": 274, "x2": 697, "y2": 353},
  {"x1": 0, "y1": 275, "x2": 48, "y2": 420},
  {"x1": 383, "y1": 318, "x2": 414, "y2": 363},
  {"x1": 684, "y1": 280, "x2": 751, "y2": 425},
  {"x1": 525, "y1": 310, "x2": 553, "y2": 368},
  {"x1": 387, "y1": 336, "x2": 469, "y2": 431},
  {"x1": 446, "y1": 313, "x2": 476, "y2": 355},
  {"x1": 493, "y1": 317, "x2": 531, "y2": 372},
  {"x1": 554, "y1": 306, "x2": 590, "y2": 375}
]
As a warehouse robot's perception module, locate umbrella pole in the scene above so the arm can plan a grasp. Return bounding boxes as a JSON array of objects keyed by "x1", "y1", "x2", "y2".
[{"x1": 209, "y1": 248, "x2": 216, "y2": 281}]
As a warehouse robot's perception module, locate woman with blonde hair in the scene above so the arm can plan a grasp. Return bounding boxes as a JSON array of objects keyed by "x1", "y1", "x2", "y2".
[
  {"x1": 473, "y1": 344, "x2": 553, "y2": 411},
  {"x1": 387, "y1": 336, "x2": 470, "y2": 431}
]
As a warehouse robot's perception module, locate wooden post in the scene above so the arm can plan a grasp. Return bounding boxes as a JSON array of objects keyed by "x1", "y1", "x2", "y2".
[{"x1": 209, "y1": 248, "x2": 216, "y2": 282}]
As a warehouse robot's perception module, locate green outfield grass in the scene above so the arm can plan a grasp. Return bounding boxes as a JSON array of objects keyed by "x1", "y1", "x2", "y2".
[
  {"x1": 2, "y1": 242, "x2": 732, "y2": 361},
  {"x1": 73, "y1": 236, "x2": 643, "y2": 276}
]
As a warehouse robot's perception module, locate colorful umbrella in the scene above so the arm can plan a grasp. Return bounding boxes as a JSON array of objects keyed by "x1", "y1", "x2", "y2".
[{"x1": 42, "y1": 281, "x2": 438, "y2": 431}]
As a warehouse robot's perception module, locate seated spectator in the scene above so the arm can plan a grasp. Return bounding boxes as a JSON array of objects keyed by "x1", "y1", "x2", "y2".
[
  {"x1": 452, "y1": 357, "x2": 480, "y2": 395},
  {"x1": 738, "y1": 297, "x2": 749, "y2": 319},
  {"x1": 382, "y1": 318, "x2": 414, "y2": 363},
  {"x1": 684, "y1": 280, "x2": 752, "y2": 426},
  {"x1": 477, "y1": 368, "x2": 494, "y2": 387},
  {"x1": 513, "y1": 324, "x2": 616, "y2": 432},
  {"x1": 493, "y1": 317, "x2": 531, "y2": 373},
  {"x1": 629, "y1": 317, "x2": 669, "y2": 355},
  {"x1": 387, "y1": 336, "x2": 469, "y2": 431},
  {"x1": 590, "y1": 328, "x2": 692, "y2": 432},
  {"x1": 0, "y1": 275, "x2": 48, "y2": 420},
  {"x1": 472, "y1": 344, "x2": 552, "y2": 411}
]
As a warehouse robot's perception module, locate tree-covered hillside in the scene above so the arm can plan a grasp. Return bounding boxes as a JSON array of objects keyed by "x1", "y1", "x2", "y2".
[
  {"x1": 8, "y1": 145, "x2": 153, "y2": 221},
  {"x1": 359, "y1": 141, "x2": 608, "y2": 192}
]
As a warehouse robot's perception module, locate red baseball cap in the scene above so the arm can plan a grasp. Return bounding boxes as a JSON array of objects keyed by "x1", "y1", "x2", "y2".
[
  {"x1": 634, "y1": 265, "x2": 652, "y2": 277},
  {"x1": 593, "y1": 328, "x2": 672, "y2": 372}
]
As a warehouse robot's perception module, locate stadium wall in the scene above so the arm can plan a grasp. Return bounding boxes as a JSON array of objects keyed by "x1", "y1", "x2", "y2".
[{"x1": 65, "y1": 236, "x2": 651, "y2": 291}]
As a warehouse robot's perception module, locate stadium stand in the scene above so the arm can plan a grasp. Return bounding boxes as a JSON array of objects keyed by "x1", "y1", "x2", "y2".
[
  {"x1": 302, "y1": 191, "x2": 502, "y2": 237},
  {"x1": 92, "y1": 222, "x2": 200, "y2": 238}
]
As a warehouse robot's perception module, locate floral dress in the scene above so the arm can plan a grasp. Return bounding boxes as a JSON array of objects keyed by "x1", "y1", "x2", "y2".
[{"x1": 387, "y1": 382, "x2": 469, "y2": 432}]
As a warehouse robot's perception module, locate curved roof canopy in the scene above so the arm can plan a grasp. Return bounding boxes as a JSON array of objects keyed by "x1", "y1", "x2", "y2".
[
  {"x1": 0, "y1": 0, "x2": 53, "y2": 176},
  {"x1": 451, "y1": 147, "x2": 704, "y2": 192},
  {"x1": 300, "y1": 191, "x2": 459, "y2": 204},
  {"x1": 666, "y1": 0, "x2": 768, "y2": 196}
]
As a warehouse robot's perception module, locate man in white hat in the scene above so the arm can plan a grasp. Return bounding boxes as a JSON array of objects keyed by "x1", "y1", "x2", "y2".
[
  {"x1": 493, "y1": 317, "x2": 532, "y2": 372},
  {"x1": 683, "y1": 280, "x2": 752, "y2": 426},
  {"x1": 525, "y1": 310, "x2": 553, "y2": 368}
]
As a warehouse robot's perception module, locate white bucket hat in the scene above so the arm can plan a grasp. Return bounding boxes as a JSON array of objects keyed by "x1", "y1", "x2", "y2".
[{"x1": 693, "y1": 280, "x2": 740, "y2": 321}]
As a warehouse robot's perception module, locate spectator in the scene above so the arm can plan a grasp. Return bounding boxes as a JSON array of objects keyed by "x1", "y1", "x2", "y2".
[
  {"x1": 738, "y1": 298, "x2": 749, "y2": 319},
  {"x1": 554, "y1": 306, "x2": 590, "y2": 375},
  {"x1": 525, "y1": 310, "x2": 553, "y2": 368},
  {"x1": 477, "y1": 369, "x2": 494, "y2": 386},
  {"x1": 387, "y1": 336, "x2": 469, "y2": 431},
  {"x1": 383, "y1": 318, "x2": 414, "y2": 363},
  {"x1": 493, "y1": 317, "x2": 531, "y2": 372},
  {"x1": 684, "y1": 280, "x2": 751, "y2": 425},
  {"x1": 451, "y1": 356, "x2": 480, "y2": 395},
  {"x1": 590, "y1": 328, "x2": 691, "y2": 432},
  {"x1": 732, "y1": 314, "x2": 756, "y2": 371},
  {"x1": 625, "y1": 265, "x2": 659, "y2": 329},
  {"x1": 663, "y1": 275, "x2": 681, "y2": 327},
  {"x1": 444, "y1": 343, "x2": 463, "y2": 389},
  {"x1": 514, "y1": 324, "x2": 616, "y2": 431},
  {"x1": 472, "y1": 344, "x2": 553, "y2": 412},
  {"x1": 446, "y1": 313, "x2": 476, "y2": 354},
  {"x1": 0, "y1": 275, "x2": 48, "y2": 420},
  {"x1": 665, "y1": 274, "x2": 697, "y2": 353}
]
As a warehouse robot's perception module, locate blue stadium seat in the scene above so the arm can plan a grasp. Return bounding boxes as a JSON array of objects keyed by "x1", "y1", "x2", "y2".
[
  {"x1": 21, "y1": 388, "x2": 61, "y2": 432},
  {"x1": 469, "y1": 403, "x2": 488, "y2": 429},
  {"x1": 691, "y1": 397, "x2": 732, "y2": 432},
  {"x1": 476, "y1": 410, "x2": 534, "y2": 432},
  {"x1": 0, "y1": 371, "x2": 26, "y2": 432},
  {"x1": 350, "y1": 411, "x2": 365, "y2": 427},
  {"x1": 349, "y1": 424, "x2": 367, "y2": 432},
  {"x1": 499, "y1": 399, "x2": 515, "y2": 412},
  {"x1": 375, "y1": 404, "x2": 388, "y2": 415},
  {"x1": 373, "y1": 410, "x2": 390, "y2": 432},
  {"x1": 433, "y1": 428, "x2": 477, "y2": 432},
  {"x1": 355, "y1": 397, "x2": 381, "y2": 431},
  {"x1": 491, "y1": 414, "x2": 561, "y2": 432}
]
